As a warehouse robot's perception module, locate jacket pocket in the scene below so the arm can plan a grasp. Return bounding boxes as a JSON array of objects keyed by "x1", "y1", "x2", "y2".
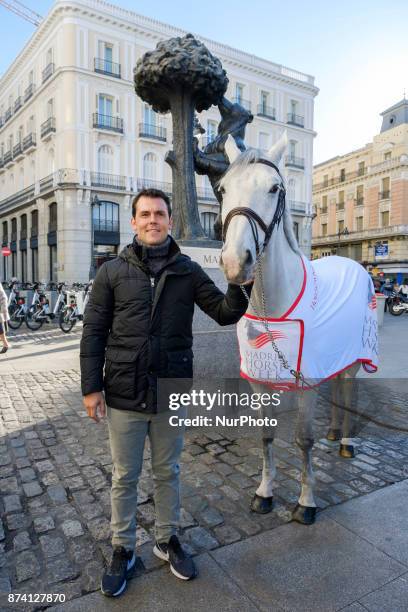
[
  {"x1": 166, "y1": 348, "x2": 194, "y2": 378},
  {"x1": 104, "y1": 347, "x2": 141, "y2": 400}
]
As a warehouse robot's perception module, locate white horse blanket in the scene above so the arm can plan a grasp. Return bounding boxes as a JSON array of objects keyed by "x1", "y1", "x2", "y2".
[{"x1": 237, "y1": 255, "x2": 379, "y2": 390}]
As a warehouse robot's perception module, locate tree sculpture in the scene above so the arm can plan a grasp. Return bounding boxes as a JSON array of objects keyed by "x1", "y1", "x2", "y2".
[{"x1": 134, "y1": 33, "x2": 228, "y2": 240}]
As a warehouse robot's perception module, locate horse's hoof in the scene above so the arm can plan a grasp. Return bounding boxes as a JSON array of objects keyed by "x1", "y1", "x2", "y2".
[
  {"x1": 250, "y1": 494, "x2": 273, "y2": 514},
  {"x1": 292, "y1": 504, "x2": 316, "y2": 525},
  {"x1": 339, "y1": 444, "x2": 354, "y2": 458},
  {"x1": 326, "y1": 428, "x2": 342, "y2": 441}
]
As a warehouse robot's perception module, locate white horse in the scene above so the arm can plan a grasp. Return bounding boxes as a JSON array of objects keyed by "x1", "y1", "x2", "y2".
[{"x1": 219, "y1": 133, "x2": 378, "y2": 524}]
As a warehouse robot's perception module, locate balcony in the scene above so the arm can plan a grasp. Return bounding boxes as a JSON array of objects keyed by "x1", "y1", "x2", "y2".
[
  {"x1": 4, "y1": 151, "x2": 13, "y2": 166},
  {"x1": 94, "y1": 219, "x2": 120, "y2": 232},
  {"x1": 379, "y1": 190, "x2": 390, "y2": 200},
  {"x1": 5, "y1": 108, "x2": 12, "y2": 123},
  {"x1": 138, "y1": 123, "x2": 166, "y2": 142},
  {"x1": 41, "y1": 117, "x2": 56, "y2": 139},
  {"x1": 23, "y1": 133, "x2": 36, "y2": 152},
  {"x1": 42, "y1": 62, "x2": 55, "y2": 83},
  {"x1": 289, "y1": 200, "x2": 306, "y2": 214},
  {"x1": 320, "y1": 206, "x2": 328, "y2": 214},
  {"x1": 94, "y1": 58, "x2": 121, "y2": 78},
  {"x1": 136, "y1": 178, "x2": 172, "y2": 194},
  {"x1": 232, "y1": 97, "x2": 251, "y2": 111},
  {"x1": 0, "y1": 158, "x2": 4, "y2": 171},
  {"x1": 14, "y1": 97, "x2": 23, "y2": 113},
  {"x1": 24, "y1": 83, "x2": 36, "y2": 102},
  {"x1": 285, "y1": 155, "x2": 304, "y2": 169},
  {"x1": 197, "y1": 186, "x2": 216, "y2": 201},
  {"x1": 90, "y1": 172, "x2": 126, "y2": 190},
  {"x1": 13, "y1": 142, "x2": 24, "y2": 161},
  {"x1": 355, "y1": 197, "x2": 364, "y2": 207},
  {"x1": 93, "y1": 113, "x2": 123, "y2": 134},
  {"x1": 287, "y1": 113, "x2": 304, "y2": 127},
  {"x1": 336, "y1": 202, "x2": 345, "y2": 211},
  {"x1": 40, "y1": 174, "x2": 54, "y2": 193},
  {"x1": 257, "y1": 104, "x2": 276, "y2": 120},
  {"x1": 312, "y1": 224, "x2": 408, "y2": 247},
  {"x1": 357, "y1": 167, "x2": 366, "y2": 177}
]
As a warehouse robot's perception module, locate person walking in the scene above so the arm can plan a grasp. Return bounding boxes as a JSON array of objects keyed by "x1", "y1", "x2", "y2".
[
  {"x1": 80, "y1": 188, "x2": 252, "y2": 598},
  {"x1": 0, "y1": 281, "x2": 10, "y2": 354}
]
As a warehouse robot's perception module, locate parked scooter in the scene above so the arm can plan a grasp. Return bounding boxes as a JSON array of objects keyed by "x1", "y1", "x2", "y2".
[{"x1": 388, "y1": 292, "x2": 408, "y2": 316}]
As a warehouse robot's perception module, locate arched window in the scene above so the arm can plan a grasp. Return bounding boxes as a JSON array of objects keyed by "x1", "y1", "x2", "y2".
[
  {"x1": 143, "y1": 152, "x2": 157, "y2": 181},
  {"x1": 93, "y1": 201, "x2": 119, "y2": 233},
  {"x1": 201, "y1": 212, "x2": 217, "y2": 240},
  {"x1": 98, "y1": 144, "x2": 113, "y2": 174}
]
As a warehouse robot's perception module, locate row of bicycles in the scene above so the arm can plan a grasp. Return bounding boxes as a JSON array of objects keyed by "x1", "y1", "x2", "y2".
[{"x1": 6, "y1": 279, "x2": 93, "y2": 333}]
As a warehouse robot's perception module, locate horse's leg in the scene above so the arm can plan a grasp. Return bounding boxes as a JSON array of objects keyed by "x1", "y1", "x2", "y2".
[
  {"x1": 327, "y1": 378, "x2": 342, "y2": 441},
  {"x1": 292, "y1": 390, "x2": 318, "y2": 525},
  {"x1": 339, "y1": 363, "x2": 360, "y2": 458},
  {"x1": 250, "y1": 384, "x2": 276, "y2": 514}
]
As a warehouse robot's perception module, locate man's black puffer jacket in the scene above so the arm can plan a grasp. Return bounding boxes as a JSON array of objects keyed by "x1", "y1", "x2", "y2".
[{"x1": 80, "y1": 237, "x2": 251, "y2": 413}]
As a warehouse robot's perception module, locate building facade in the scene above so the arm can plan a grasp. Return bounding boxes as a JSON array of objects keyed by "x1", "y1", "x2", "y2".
[
  {"x1": 312, "y1": 99, "x2": 408, "y2": 281},
  {"x1": 0, "y1": 0, "x2": 318, "y2": 284}
]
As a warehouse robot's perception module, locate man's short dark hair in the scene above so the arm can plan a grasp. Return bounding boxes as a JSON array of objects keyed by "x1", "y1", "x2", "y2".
[{"x1": 132, "y1": 188, "x2": 172, "y2": 218}]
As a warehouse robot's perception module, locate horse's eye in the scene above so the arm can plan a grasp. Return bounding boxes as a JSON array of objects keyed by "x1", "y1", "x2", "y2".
[
  {"x1": 219, "y1": 186, "x2": 226, "y2": 195},
  {"x1": 269, "y1": 185, "x2": 279, "y2": 194}
]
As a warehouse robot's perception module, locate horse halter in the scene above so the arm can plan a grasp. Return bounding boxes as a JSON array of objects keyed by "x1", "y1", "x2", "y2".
[{"x1": 222, "y1": 159, "x2": 286, "y2": 256}]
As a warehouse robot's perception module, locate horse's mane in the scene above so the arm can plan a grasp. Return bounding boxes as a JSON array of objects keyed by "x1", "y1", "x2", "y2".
[{"x1": 219, "y1": 147, "x2": 302, "y2": 256}]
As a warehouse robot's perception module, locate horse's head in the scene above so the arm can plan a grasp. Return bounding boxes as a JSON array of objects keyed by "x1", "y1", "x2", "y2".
[{"x1": 219, "y1": 132, "x2": 288, "y2": 284}]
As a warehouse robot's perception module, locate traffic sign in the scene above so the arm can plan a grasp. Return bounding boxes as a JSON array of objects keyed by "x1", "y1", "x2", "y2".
[{"x1": 1, "y1": 247, "x2": 11, "y2": 256}]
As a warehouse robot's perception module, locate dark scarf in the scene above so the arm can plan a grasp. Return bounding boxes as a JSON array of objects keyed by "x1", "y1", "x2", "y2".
[{"x1": 133, "y1": 235, "x2": 171, "y2": 276}]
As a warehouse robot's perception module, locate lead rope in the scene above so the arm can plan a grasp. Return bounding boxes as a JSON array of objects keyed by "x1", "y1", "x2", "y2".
[{"x1": 239, "y1": 256, "x2": 314, "y2": 390}]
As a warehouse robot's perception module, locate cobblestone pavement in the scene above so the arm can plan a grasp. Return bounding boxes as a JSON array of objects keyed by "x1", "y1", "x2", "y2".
[{"x1": 0, "y1": 368, "x2": 408, "y2": 610}]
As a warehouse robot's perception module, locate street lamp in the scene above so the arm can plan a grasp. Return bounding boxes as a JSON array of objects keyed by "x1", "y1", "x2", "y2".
[{"x1": 89, "y1": 194, "x2": 101, "y2": 280}]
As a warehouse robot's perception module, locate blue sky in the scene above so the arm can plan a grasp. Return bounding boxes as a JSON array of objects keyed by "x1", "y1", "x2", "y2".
[{"x1": 0, "y1": 0, "x2": 407, "y2": 163}]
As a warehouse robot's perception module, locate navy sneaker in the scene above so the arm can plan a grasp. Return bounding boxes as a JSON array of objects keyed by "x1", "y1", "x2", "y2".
[
  {"x1": 101, "y1": 546, "x2": 136, "y2": 597},
  {"x1": 153, "y1": 535, "x2": 197, "y2": 580}
]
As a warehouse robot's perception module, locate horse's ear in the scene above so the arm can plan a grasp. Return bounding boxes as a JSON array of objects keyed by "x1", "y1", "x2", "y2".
[
  {"x1": 268, "y1": 131, "x2": 288, "y2": 164},
  {"x1": 224, "y1": 135, "x2": 241, "y2": 164}
]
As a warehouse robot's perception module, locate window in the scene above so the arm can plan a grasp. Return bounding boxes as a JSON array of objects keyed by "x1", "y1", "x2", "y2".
[
  {"x1": 18, "y1": 126, "x2": 23, "y2": 143},
  {"x1": 260, "y1": 91, "x2": 268, "y2": 113},
  {"x1": 338, "y1": 190, "x2": 344, "y2": 209},
  {"x1": 31, "y1": 248, "x2": 38, "y2": 282},
  {"x1": 235, "y1": 83, "x2": 244, "y2": 104},
  {"x1": 144, "y1": 103, "x2": 156, "y2": 126},
  {"x1": 49, "y1": 202, "x2": 58, "y2": 231},
  {"x1": 31, "y1": 210, "x2": 38, "y2": 235},
  {"x1": 356, "y1": 216, "x2": 363, "y2": 231},
  {"x1": 358, "y1": 161, "x2": 365, "y2": 176},
  {"x1": 381, "y1": 177, "x2": 390, "y2": 199},
  {"x1": 290, "y1": 99, "x2": 297, "y2": 114},
  {"x1": 201, "y1": 212, "x2": 217, "y2": 239},
  {"x1": 28, "y1": 70, "x2": 34, "y2": 85},
  {"x1": 207, "y1": 120, "x2": 217, "y2": 142},
  {"x1": 337, "y1": 220, "x2": 345, "y2": 233},
  {"x1": 47, "y1": 98, "x2": 54, "y2": 119},
  {"x1": 97, "y1": 145, "x2": 113, "y2": 174},
  {"x1": 48, "y1": 148, "x2": 55, "y2": 173},
  {"x1": 98, "y1": 94, "x2": 113, "y2": 117},
  {"x1": 143, "y1": 152, "x2": 157, "y2": 181},
  {"x1": 289, "y1": 140, "x2": 296, "y2": 159},
  {"x1": 356, "y1": 185, "x2": 364, "y2": 205},
  {"x1": 46, "y1": 48, "x2": 53, "y2": 66},
  {"x1": 381, "y1": 211, "x2": 389, "y2": 227},
  {"x1": 98, "y1": 41, "x2": 113, "y2": 70},
  {"x1": 321, "y1": 195, "x2": 328, "y2": 213},
  {"x1": 321, "y1": 223, "x2": 327, "y2": 236},
  {"x1": 384, "y1": 151, "x2": 391, "y2": 161},
  {"x1": 323, "y1": 174, "x2": 328, "y2": 187},
  {"x1": 93, "y1": 201, "x2": 119, "y2": 233},
  {"x1": 340, "y1": 168, "x2": 346, "y2": 182}
]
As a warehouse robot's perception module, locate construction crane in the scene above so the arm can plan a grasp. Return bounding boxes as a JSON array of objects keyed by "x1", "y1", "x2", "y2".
[{"x1": 0, "y1": 0, "x2": 42, "y2": 26}]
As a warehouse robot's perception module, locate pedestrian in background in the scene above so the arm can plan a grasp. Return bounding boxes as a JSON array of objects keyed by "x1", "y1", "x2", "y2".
[{"x1": 0, "y1": 281, "x2": 10, "y2": 354}]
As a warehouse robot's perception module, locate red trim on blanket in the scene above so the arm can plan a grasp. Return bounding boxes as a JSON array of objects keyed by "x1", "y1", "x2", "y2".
[{"x1": 244, "y1": 256, "x2": 307, "y2": 322}]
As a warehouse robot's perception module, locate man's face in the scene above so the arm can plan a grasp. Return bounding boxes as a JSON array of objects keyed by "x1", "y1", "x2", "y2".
[{"x1": 131, "y1": 196, "x2": 172, "y2": 245}]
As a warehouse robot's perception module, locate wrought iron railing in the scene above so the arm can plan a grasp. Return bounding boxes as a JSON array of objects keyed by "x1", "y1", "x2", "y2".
[
  {"x1": 93, "y1": 113, "x2": 124, "y2": 133},
  {"x1": 41, "y1": 117, "x2": 56, "y2": 138},
  {"x1": 136, "y1": 178, "x2": 172, "y2": 194},
  {"x1": 94, "y1": 220, "x2": 120, "y2": 232},
  {"x1": 379, "y1": 190, "x2": 390, "y2": 200},
  {"x1": 42, "y1": 63, "x2": 55, "y2": 83},
  {"x1": 138, "y1": 123, "x2": 167, "y2": 141},
  {"x1": 257, "y1": 104, "x2": 276, "y2": 120},
  {"x1": 285, "y1": 155, "x2": 305, "y2": 169},
  {"x1": 4, "y1": 151, "x2": 13, "y2": 164},
  {"x1": 90, "y1": 172, "x2": 126, "y2": 190},
  {"x1": 94, "y1": 58, "x2": 121, "y2": 78},
  {"x1": 23, "y1": 133, "x2": 36, "y2": 151},
  {"x1": 232, "y1": 97, "x2": 251, "y2": 111},
  {"x1": 287, "y1": 113, "x2": 304, "y2": 127},
  {"x1": 14, "y1": 97, "x2": 22, "y2": 113},
  {"x1": 13, "y1": 142, "x2": 23, "y2": 158},
  {"x1": 24, "y1": 83, "x2": 36, "y2": 102}
]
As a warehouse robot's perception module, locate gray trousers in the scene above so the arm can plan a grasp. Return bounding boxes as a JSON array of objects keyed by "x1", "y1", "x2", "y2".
[{"x1": 107, "y1": 405, "x2": 186, "y2": 550}]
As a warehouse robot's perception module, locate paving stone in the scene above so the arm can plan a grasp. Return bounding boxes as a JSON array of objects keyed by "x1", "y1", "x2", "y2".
[
  {"x1": 199, "y1": 507, "x2": 224, "y2": 527},
  {"x1": 35, "y1": 459, "x2": 54, "y2": 472},
  {"x1": 81, "y1": 560, "x2": 104, "y2": 592},
  {"x1": 33, "y1": 516, "x2": 55, "y2": 533},
  {"x1": 80, "y1": 502, "x2": 104, "y2": 520},
  {"x1": 185, "y1": 526, "x2": 219, "y2": 551},
  {"x1": 136, "y1": 526, "x2": 152, "y2": 547},
  {"x1": 6, "y1": 513, "x2": 30, "y2": 531},
  {"x1": 3, "y1": 494, "x2": 22, "y2": 513},
  {"x1": 179, "y1": 508, "x2": 196, "y2": 529},
  {"x1": 22, "y1": 481, "x2": 43, "y2": 497},
  {"x1": 137, "y1": 503, "x2": 155, "y2": 526},
  {"x1": 87, "y1": 517, "x2": 111, "y2": 541},
  {"x1": 39, "y1": 535, "x2": 66, "y2": 558},
  {"x1": 47, "y1": 484, "x2": 67, "y2": 505},
  {"x1": 0, "y1": 521, "x2": 4, "y2": 541},
  {"x1": 0, "y1": 477, "x2": 18, "y2": 495},
  {"x1": 13, "y1": 531, "x2": 32, "y2": 552},
  {"x1": 46, "y1": 558, "x2": 79, "y2": 584},
  {"x1": 213, "y1": 525, "x2": 241, "y2": 545},
  {"x1": 15, "y1": 551, "x2": 40, "y2": 583},
  {"x1": 15, "y1": 457, "x2": 31, "y2": 469},
  {"x1": 69, "y1": 539, "x2": 97, "y2": 564},
  {"x1": 19, "y1": 467, "x2": 36, "y2": 483},
  {"x1": 61, "y1": 519, "x2": 84, "y2": 538}
]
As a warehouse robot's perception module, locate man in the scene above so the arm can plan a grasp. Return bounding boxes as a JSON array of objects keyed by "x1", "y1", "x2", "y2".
[{"x1": 80, "y1": 188, "x2": 252, "y2": 597}]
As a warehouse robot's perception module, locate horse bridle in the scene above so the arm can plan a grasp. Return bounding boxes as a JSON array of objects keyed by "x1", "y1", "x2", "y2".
[{"x1": 222, "y1": 158, "x2": 286, "y2": 256}]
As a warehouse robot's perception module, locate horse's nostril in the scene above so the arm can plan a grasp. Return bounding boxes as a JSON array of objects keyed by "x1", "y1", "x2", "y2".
[{"x1": 245, "y1": 250, "x2": 253, "y2": 265}]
